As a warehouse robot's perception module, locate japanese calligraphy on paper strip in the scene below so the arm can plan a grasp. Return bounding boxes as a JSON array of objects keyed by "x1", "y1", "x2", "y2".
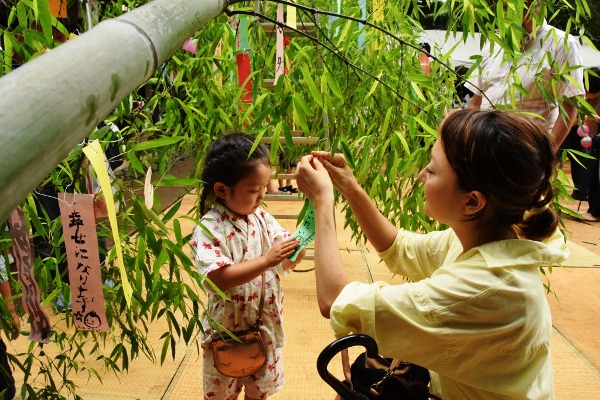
[
  {"x1": 289, "y1": 201, "x2": 315, "y2": 261},
  {"x1": 58, "y1": 193, "x2": 109, "y2": 332}
]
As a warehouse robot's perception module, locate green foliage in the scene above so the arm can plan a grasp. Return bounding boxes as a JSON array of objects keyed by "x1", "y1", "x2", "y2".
[{"x1": 0, "y1": 0, "x2": 593, "y2": 397}]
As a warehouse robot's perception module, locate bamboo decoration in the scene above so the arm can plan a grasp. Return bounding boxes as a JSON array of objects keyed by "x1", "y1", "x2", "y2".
[
  {"x1": 0, "y1": 0, "x2": 230, "y2": 223},
  {"x1": 275, "y1": 3, "x2": 285, "y2": 83}
]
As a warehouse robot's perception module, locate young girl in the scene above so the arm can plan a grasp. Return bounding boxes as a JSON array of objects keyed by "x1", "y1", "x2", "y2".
[
  {"x1": 191, "y1": 132, "x2": 305, "y2": 400},
  {"x1": 296, "y1": 110, "x2": 568, "y2": 399}
]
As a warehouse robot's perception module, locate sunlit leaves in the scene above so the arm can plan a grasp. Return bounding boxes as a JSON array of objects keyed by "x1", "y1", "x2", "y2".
[{"x1": 2, "y1": 0, "x2": 595, "y2": 396}]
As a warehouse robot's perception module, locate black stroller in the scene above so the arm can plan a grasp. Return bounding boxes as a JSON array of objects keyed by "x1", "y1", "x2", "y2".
[{"x1": 317, "y1": 334, "x2": 441, "y2": 400}]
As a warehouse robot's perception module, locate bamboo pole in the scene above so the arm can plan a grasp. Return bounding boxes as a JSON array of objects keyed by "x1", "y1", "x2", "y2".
[{"x1": 0, "y1": 0, "x2": 240, "y2": 223}]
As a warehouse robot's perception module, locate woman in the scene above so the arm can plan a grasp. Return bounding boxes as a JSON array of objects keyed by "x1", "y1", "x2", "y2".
[{"x1": 295, "y1": 110, "x2": 568, "y2": 399}]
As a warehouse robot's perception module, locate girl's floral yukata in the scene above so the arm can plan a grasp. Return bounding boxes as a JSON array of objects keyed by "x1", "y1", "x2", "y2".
[{"x1": 192, "y1": 203, "x2": 292, "y2": 400}]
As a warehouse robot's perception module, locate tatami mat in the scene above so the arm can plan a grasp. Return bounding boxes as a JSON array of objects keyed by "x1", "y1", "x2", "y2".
[
  {"x1": 563, "y1": 241, "x2": 600, "y2": 267},
  {"x1": 552, "y1": 329, "x2": 600, "y2": 398},
  {"x1": 7, "y1": 193, "x2": 600, "y2": 399}
]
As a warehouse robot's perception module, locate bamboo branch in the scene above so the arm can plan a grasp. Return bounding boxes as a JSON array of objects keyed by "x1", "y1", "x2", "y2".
[
  {"x1": 246, "y1": 0, "x2": 462, "y2": 81},
  {"x1": 228, "y1": 8, "x2": 437, "y2": 123},
  {"x1": 229, "y1": 0, "x2": 499, "y2": 112}
]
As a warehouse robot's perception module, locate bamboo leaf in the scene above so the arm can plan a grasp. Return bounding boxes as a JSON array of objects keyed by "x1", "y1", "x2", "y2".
[
  {"x1": 292, "y1": 92, "x2": 313, "y2": 117},
  {"x1": 131, "y1": 136, "x2": 184, "y2": 151},
  {"x1": 364, "y1": 73, "x2": 384, "y2": 101},
  {"x1": 300, "y1": 67, "x2": 323, "y2": 108},
  {"x1": 173, "y1": 219, "x2": 183, "y2": 247},
  {"x1": 164, "y1": 240, "x2": 194, "y2": 268},
  {"x1": 144, "y1": 206, "x2": 169, "y2": 233},
  {"x1": 33, "y1": 0, "x2": 52, "y2": 42},
  {"x1": 132, "y1": 199, "x2": 147, "y2": 239},
  {"x1": 160, "y1": 334, "x2": 171, "y2": 365},
  {"x1": 381, "y1": 108, "x2": 393, "y2": 138},
  {"x1": 323, "y1": 70, "x2": 343, "y2": 101},
  {"x1": 155, "y1": 175, "x2": 200, "y2": 187},
  {"x1": 249, "y1": 107, "x2": 272, "y2": 130},
  {"x1": 413, "y1": 117, "x2": 439, "y2": 137},
  {"x1": 394, "y1": 130, "x2": 411, "y2": 155},
  {"x1": 282, "y1": 121, "x2": 294, "y2": 149},
  {"x1": 410, "y1": 81, "x2": 426, "y2": 102},
  {"x1": 293, "y1": 95, "x2": 311, "y2": 135},
  {"x1": 162, "y1": 200, "x2": 183, "y2": 223}
]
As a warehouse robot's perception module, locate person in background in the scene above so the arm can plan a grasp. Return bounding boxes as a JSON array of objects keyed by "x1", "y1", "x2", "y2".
[
  {"x1": 0, "y1": 252, "x2": 19, "y2": 400},
  {"x1": 191, "y1": 133, "x2": 305, "y2": 400},
  {"x1": 560, "y1": 67, "x2": 600, "y2": 202},
  {"x1": 466, "y1": 0, "x2": 585, "y2": 147},
  {"x1": 581, "y1": 111, "x2": 600, "y2": 222},
  {"x1": 276, "y1": 153, "x2": 298, "y2": 195},
  {"x1": 295, "y1": 110, "x2": 567, "y2": 398}
]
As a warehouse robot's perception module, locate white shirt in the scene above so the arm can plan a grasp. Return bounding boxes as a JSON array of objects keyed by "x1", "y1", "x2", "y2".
[
  {"x1": 465, "y1": 21, "x2": 585, "y2": 131},
  {"x1": 0, "y1": 255, "x2": 7, "y2": 283}
]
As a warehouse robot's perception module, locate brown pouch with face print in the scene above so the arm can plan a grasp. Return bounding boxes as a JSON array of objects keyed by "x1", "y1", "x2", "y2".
[{"x1": 210, "y1": 330, "x2": 267, "y2": 378}]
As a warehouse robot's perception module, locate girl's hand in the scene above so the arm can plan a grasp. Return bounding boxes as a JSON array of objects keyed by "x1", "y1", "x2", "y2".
[{"x1": 265, "y1": 237, "x2": 300, "y2": 267}]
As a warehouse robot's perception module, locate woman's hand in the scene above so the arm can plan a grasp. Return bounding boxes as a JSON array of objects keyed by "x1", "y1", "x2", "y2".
[
  {"x1": 264, "y1": 237, "x2": 300, "y2": 267},
  {"x1": 295, "y1": 155, "x2": 335, "y2": 203},
  {"x1": 309, "y1": 152, "x2": 360, "y2": 196}
]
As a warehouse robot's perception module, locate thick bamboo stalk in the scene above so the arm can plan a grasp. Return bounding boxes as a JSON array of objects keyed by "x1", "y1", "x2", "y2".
[{"x1": 0, "y1": 0, "x2": 233, "y2": 223}]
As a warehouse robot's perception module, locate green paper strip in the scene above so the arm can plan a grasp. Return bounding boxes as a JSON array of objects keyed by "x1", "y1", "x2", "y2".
[
  {"x1": 289, "y1": 201, "x2": 315, "y2": 261},
  {"x1": 239, "y1": 16, "x2": 249, "y2": 50}
]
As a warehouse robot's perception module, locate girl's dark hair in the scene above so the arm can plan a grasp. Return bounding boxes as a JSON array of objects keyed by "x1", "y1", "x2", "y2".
[
  {"x1": 440, "y1": 110, "x2": 558, "y2": 241},
  {"x1": 199, "y1": 132, "x2": 270, "y2": 214}
]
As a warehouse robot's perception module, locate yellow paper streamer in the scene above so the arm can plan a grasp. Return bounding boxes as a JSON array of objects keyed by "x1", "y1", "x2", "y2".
[
  {"x1": 372, "y1": 0, "x2": 384, "y2": 51},
  {"x1": 373, "y1": 0, "x2": 384, "y2": 21},
  {"x1": 82, "y1": 140, "x2": 133, "y2": 305},
  {"x1": 287, "y1": 0, "x2": 297, "y2": 27}
]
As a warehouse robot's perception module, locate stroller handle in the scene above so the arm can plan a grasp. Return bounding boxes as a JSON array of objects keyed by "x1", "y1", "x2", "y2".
[{"x1": 317, "y1": 334, "x2": 389, "y2": 400}]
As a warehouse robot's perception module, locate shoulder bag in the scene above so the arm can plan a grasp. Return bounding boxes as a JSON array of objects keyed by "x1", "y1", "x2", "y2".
[
  {"x1": 209, "y1": 273, "x2": 268, "y2": 378},
  {"x1": 317, "y1": 334, "x2": 442, "y2": 400}
]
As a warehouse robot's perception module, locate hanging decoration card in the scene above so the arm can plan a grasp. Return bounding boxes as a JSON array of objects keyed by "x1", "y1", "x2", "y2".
[
  {"x1": 48, "y1": 0, "x2": 68, "y2": 18},
  {"x1": 236, "y1": 53, "x2": 253, "y2": 104},
  {"x1": 286, "y1": 0, "x2": 297, "y2": 27},
  {"x1": 58, "y1": 193, "x2": 109, "y2": 332},
  {"x1": 289, "y1": 201, "x2": 315, "y2": 262},
  {"x1": 275, "y1": 3, "x2": 285, "y2": 83},
  {"x1": 7, "y1": 208, "x2": 52, "y2": 343},
  {"x1": 372, "y1": 0, "x2": 384, "y2": 50},
  {"x1": 233, "y1": 17, "x2": 253, "y2": 104}
]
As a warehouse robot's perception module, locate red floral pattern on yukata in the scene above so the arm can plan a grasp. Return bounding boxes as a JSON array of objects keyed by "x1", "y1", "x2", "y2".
[{"x1": 191, "y1": 203, "x2": 291, "y2": 352}]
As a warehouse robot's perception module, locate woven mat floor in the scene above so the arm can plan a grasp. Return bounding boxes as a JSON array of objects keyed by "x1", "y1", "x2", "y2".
[{"x1": 7, "y1": 192, "x2": 600, "y2": 399}]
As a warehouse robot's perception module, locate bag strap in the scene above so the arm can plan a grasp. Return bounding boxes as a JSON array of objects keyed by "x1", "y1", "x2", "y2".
[
  {"x1": 341, "y1": 348, "x2": 352, "y2": 386},
  {"x1": 389, "y1": 359, "x2": 401, "y2": 370},
  {"x1": 254, "y1": 272, "x2": 266, "y2": 329},
  {"x1": 254, "y1": 214, "x2": 269, "y2": 329}
]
